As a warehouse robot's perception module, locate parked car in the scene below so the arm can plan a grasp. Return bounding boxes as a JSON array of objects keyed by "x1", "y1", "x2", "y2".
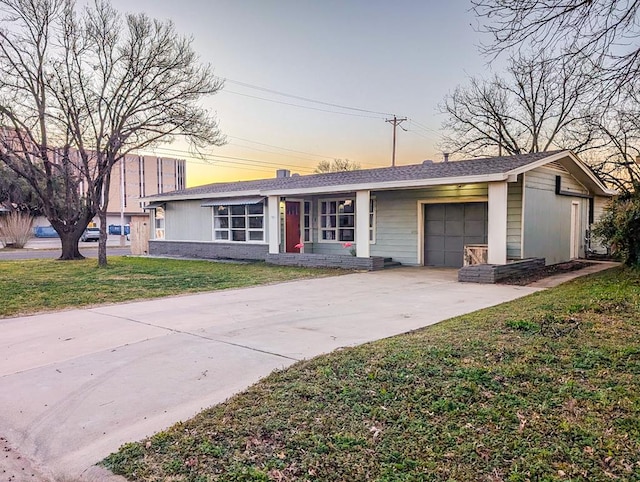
[
  {"x1": 108, "y1": 224, "x2": 130, "y2": 235},
  {"x1": 33, "y1": 226, "x2": 59, "y2": 238},
  {"x1": 81, "y1": 227, "x2": 100, "y2": 242}
]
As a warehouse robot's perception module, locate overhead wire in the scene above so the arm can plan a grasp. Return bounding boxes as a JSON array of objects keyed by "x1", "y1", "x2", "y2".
[
  {"x1": 217, "y1": 76, "x2": 394, "y2": 117},
  {"x1": 223, "y1": 90, "x2": 387, "y2": 119},
  {"x1": 144, "y1": 145, "x2": 317, "y2": 174}
]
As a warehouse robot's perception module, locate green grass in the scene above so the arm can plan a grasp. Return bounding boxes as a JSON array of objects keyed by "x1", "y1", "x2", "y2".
[
  {"x1": 103, "y1": 267, "x2": 640, "y2": 481},
  {"x1": 0, "y1": 257, "x2": 343, "y2": 318}
]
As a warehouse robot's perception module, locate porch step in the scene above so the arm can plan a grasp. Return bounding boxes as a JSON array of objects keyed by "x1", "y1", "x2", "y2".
[{"x1": 383, "y1": 257, "x2": 402, "y2": 269}]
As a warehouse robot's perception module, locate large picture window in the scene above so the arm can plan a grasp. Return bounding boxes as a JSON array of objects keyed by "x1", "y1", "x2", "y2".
[
  {"x1": 214, "y1": 203, "x2": 264, "y2": 242},
  {"x1": 320, "y1": 199, "x2": 355, "y2": 242},
  {"x1": 318, "y1": 198, "x2": 376, "y2": 243}
]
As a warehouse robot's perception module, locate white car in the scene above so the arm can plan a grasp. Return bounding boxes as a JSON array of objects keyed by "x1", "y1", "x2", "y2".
[{"x1": 81, "y1": 227, "x2": 100, "y2": 242}]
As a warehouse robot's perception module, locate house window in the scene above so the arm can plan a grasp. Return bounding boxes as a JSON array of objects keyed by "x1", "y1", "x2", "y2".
[
  {"x1": 214, "y1": 203, "x2": 264, "y2": 242},
  {"x1": 319, "y1": 199, "x2": 355, "y2": 242},
  {"x1": 318, "y1": 198, "x2": 376, "y2": 243},
  {"x1": 303, "y1": 201, "x2": 312, "y2": 242},
  {"x1": 154, "y1": 206, "x2": 165, "y2": 239}
]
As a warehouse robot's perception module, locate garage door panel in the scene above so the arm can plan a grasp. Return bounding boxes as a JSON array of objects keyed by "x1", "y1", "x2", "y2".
[
  {"x1": 425, "y1": 220, "x2": 445, "y2": 235},
  {"x1": 425, "y1": 235, "x2": 445, "y2": 251},
  {"x1": 445, "y1": 204, "x2": 464, "y2": 220},
  {"x1": 425, "y1": 204, "x2": 445, "y2": 220},
  {"x1": 465, "y1": 220, "x2": 486, "y2": 236},
  {"x1": 464, "y1": 203, "x2": 487, "y2": 220},
  {"x1": 445, "y1": 220, "x2": 464, "y2": 236},
  {"x1": 445, "y1": 236, "x2": 464, "y2": 252},
  {"x1": 444, "y1": 252, "x2": 463, "y2": 267},
  {"x1": 464, "y1": 237, "x2": 487, "y2": 247},
  {"x1": 425, "y1": 250, "x2": 445, "y2": 266}
]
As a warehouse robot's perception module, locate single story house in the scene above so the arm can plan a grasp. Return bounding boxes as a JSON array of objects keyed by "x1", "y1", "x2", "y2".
[{"x1": 142, "y1": 150, "x2": 615, "y2": 280}]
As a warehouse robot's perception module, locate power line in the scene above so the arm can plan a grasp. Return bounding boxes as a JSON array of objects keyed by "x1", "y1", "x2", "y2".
[
  {"x1": 408, "y1": 118, "x2": 442, "y2": 137},
  {"x1": 144, "y1": 145, "x2": 317, "y2": 173},
  {"x1": 223, "y1": 90, "x2": 386, "y2": 119},
  {"x1": 226, "y1": 135, "x2": 381, "y2": 169},
  {"x1": 227, "y1": 135, "x2": 332, "y2": 159},
  {"x1": 217, "y1": 76, "x2": 394, "y2": 117}
]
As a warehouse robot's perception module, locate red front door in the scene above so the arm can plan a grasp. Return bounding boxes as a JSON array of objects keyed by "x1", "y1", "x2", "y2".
[{"x1": 285, "y1": 201, "x2": 301, "y2": 253}]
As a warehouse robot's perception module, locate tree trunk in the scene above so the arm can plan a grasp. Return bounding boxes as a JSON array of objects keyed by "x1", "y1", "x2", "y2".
[
  {"x1": 58, "y1": 229, "x2": 84, "y2": 260},
  {"x1": 97, "y1": 209, "x2": 108, "y2": 267}
]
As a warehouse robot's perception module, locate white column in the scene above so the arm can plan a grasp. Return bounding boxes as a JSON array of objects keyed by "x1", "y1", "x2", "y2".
[
  {"x1": 488, "y1": 182, "x2": 508, "y2": 265},
  {"x1": 356, "y1": 190, "x2": 370, "y2": 258},
  {"x1": 267, "y1": 195, "x2": 280, "y2": 254}
]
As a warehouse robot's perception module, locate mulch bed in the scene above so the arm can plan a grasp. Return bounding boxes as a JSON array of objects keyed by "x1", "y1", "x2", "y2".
[{"x1": 499, "y1": 260, "x2": 595, "y2": 286}]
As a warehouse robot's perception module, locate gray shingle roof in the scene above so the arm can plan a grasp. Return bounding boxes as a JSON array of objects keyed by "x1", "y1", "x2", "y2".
[{"x1": 148, "y1": 151, "x2": 563, "y2": 200}]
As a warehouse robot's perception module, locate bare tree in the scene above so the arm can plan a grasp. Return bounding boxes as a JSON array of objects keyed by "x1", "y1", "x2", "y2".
[
  {"x1": 315, "y1": 159, "x2": 361, "y2": 173},
  {"x1": 582, "y1": 88, "x2": 640, "y2": 192},
  {"x1": 472, "y1": 0, "x2": 640, "y2": 91},
  {"x1": 439, "y1": 54, "x2": 598, "y2": 157},
  {"x1": 0, "y1": 0, "x2": 224, "y2": 265}
]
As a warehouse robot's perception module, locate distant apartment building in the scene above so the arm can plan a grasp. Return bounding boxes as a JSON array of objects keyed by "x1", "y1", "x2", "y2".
[{"x1": 105, "y1": 154, "x2": 186, "y2": 227}]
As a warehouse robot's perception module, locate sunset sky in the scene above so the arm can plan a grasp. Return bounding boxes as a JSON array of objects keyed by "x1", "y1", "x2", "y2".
[{"x1": 108, "y1": 0, "x2": 498, "y2": 187}]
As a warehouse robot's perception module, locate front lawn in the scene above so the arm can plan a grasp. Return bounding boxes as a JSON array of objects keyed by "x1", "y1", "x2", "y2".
[
  {"x1": 103, "y1": 267, "x2": 640, "y2": 481},
  {"x1": 0, "y1": 257, "x2": 343, "y2": 318}
]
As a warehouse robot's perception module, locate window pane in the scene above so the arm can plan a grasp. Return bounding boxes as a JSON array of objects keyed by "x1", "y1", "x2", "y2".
[
  {"x1": 248, "y1": 231, "x2": 263, "y2": 241},
  {"x1": 247, "y1": 203, "x2": 263, "y2": 215},
  {"x1": 231, "y1": 217, "x2": 246, "y2": 228},
  {"x1": 321, "y1": 202, "x2": 328, "y2": 215},
  {"x1": 216, "y1": 206, "x2": 228, "y2": 216},
  {"x1": 249, "y1": 216, "x2": 263, "y2": 228},
  {"x1": 231, "y1": 205, "x2": 245, "y2": 215},
  {"x1": 341, "y1": 200, "x2": 354, "y2": 214},
  {"x1": 329, "y1": 202, "x2": 337, "y2": 214},
  {"x1": 232, "y1": 230, "x2": 246, "y2": 241},
  {"x1": 322, "y1": 230, "x2": 336, "y2": 240},
  {"x1": 215, "y1": 231, "x2": 229, "y2": 240},
  {"x1": 215, "y1": 217, "x2": 229, "y2": 229},
  {"x1": 339, "y1": 214, "x2": 354, "y2": 227},
  {"x1": 339, "y1": 229, "x2": 355, "y2": 241},
  {"x1": 304, "y1": 202, "x2": 310, "y2": 215}
]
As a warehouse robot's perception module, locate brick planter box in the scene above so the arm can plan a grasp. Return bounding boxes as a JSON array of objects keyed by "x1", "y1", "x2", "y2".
[
  {"x1": 149, "y1": 240, "x2": 269, "y2": 261},
  {"x1": 458, "y1": 258, "x2": 545, "y2": 283},
  {"x1": 266, "y1": 253, "x2": 386, "y2": 271}
]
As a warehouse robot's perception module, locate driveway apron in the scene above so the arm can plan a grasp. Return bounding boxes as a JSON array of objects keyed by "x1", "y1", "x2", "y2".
[{"x1": 0, "y1": 268, "x2": 540, "y2": 480}]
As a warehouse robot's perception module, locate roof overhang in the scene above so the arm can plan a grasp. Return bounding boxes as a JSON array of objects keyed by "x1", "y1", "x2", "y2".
[
  {"x1": 260, "y1": 173, "x2": 509, "y2": 197},
  {"x1": 143, "y1": 190, "x2": 263, "y2": 203},
  {"x1": 143, "y1": 201, "x2": 165, "y2": 210},
  {"x1": 201, "y1": 196, "x2": 265, "y2": 207},
  {"x1": 506, "y1": 150, "x2": 617, "y2": 196}
]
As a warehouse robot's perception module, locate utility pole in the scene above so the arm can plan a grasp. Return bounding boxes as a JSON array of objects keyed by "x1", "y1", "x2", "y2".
[{"x1": 386, "y1": 115, "x2": 407, "y2": 167}]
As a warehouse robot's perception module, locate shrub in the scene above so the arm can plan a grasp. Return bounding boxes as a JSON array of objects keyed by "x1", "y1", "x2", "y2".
[
  {"x1": 0, "y1": 211, "x2": 34, "y2": 248},
  {"x1": 593, "y1": 188, "x2": 640, "y2": 267}
]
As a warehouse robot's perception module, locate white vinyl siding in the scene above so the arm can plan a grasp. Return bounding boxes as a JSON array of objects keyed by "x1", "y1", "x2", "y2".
[
  {"x1": 523, "y1": 167, "x2": 590, "y2": 264},
  {"x1": 507, "y1": 176, "x2": 523, "y2": 259},
  {"x1": 164, "y1": 200, "x2": 213, "y2": 241}
]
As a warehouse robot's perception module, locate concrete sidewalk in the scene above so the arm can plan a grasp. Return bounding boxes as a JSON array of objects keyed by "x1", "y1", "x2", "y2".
[{"x1": 0, "y1": 267, "x2": 569, "y2": 481}]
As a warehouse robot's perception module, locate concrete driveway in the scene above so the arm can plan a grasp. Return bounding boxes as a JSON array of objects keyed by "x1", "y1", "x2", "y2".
[{"x1": 0, "y1": 268, "x2": 540, "y2": 481}]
